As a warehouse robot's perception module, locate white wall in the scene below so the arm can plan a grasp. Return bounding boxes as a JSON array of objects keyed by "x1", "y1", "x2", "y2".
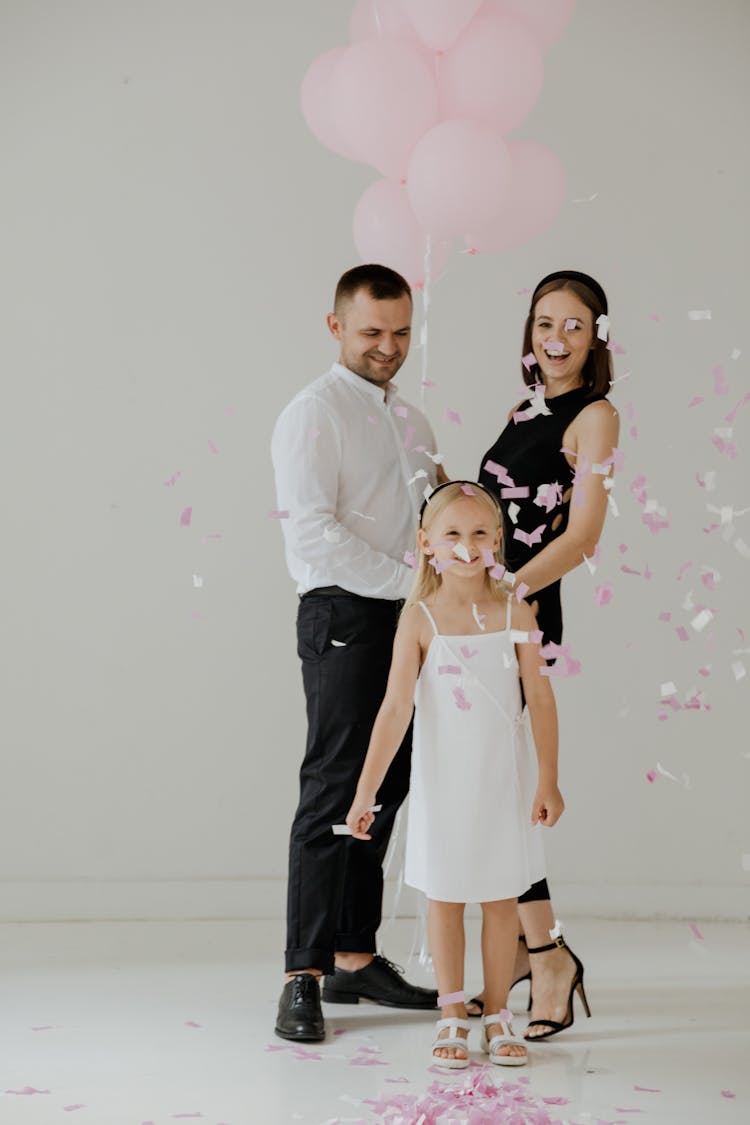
[{"x1": 1, "y1": 0, "x2": 748, "y2": 923}]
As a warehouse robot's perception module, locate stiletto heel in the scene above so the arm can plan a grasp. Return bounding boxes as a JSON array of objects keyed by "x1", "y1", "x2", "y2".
[{"x1": 523, "y1": 933, "x2": 591, "y2": 1041}]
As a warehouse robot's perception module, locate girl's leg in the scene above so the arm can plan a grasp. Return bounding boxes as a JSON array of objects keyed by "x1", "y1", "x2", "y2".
[
  {"x1": 481, "y1": 898, "x2": 526, "y2": 1060},
  {"x1": 428, "y1": 899, "x2": 468, "y2": 1061},
  {"x1": 518, "y1": 896, "x2": 579, "y2": 1039}
]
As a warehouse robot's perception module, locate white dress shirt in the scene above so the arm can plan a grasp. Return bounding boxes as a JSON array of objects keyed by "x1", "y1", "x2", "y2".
[{"x1": 271, "y1": 363, "x2": 440, "y2": 599}]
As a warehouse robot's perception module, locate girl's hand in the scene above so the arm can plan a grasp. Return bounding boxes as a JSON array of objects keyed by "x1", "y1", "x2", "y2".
[
  {"x1": 531, "y1": 785, "x2": 565, "y2": 827},
  {"x1": 346, "y1": 797, "x2": 377, "y2": 840}
]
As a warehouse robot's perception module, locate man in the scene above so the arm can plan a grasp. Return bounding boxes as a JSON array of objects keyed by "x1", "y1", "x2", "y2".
[{"x1": 271, "y1": 264, "x2": 445, "y2": 1041}]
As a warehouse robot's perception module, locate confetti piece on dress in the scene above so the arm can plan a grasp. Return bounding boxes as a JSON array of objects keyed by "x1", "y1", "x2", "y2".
[
  {"x1": 438, "y1": 665, "x2": 462, "y2": 676},
  {"x1": 483, "y1": 459, "x2": 515, "y2": 486},
  {"x1": 164, "y1": 471, "x2": 182, "y2": 487},
  {"x1": 180, "y1": 507, "x2": 193, "y2": 526},
  {"x1": 471, "y1": 604, "x2": 486, "y2": 631},
  {"x1": 501, "y1": 486, "x2": 530, "y2": 499},
  {"x1": 688, "y1": 309, "x2": 712, "y2": 320},
  {"x1": 460, "y1": 645, "x2": 478, "y2": 659},
  {"x1": 521, "y1": 352, "x2": 536, "y2": 371},
  {"x1": 596, "y1": 313, "x2": 610, "y2": 341},
  {"x1": 453, "y1": 687, "x2": 472, "y2": 711},
  {"x1": 514, "y1": 525, "x2": 545, "y2": 547},
  {"x1": 595, "y1": 583, "x2": 613, "y2": 606},
  {"x1": 404, "y1": 550, "x2": 417, "y2": 569},
  {"x1": 691, "y1": 609, "x2": 714, "y2": 632},
  {"x1": 446, "y1": 408, "x2": 462, "y2": 425},
  {"x1": 268, "y1": 510, "x2": 289, "y2": 520},
  {"x1": 452, "y1": 542, "x2": 471, "y2": 562}
]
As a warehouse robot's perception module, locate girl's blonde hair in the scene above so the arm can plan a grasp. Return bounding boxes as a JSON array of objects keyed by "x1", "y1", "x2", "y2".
[{"x1": 404, "y1": 481, "x2": 507, "y2": 610}]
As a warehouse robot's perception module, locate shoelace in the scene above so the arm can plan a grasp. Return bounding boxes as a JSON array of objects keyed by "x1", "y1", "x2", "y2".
[{"x1": 374, "y1": 954, "x2": 406, "y2": 977}]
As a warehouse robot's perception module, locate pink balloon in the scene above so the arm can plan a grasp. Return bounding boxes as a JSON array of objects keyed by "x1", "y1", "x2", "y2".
[
  {"x1": 300, "y1": 48, "x2": 361, "y2": 161},
  {"x1": 353, "y1": 179, "x2": 450, "y2": 288},
  {"x1": 438, "y1": 9, "x2": 544, "y2": 134},
  {"x1": 464, "y1": 140, "x2": 566, "y2": 253},
  {"x1": 403, "y1": 0, "x2": 484, "y2": 51},
  {"x1": 331, "y1": 40, "x2": 439, "y2": 179},
  {"x1": 350, "y1": 0, "x2": 420, "y2": 44},
  {"x1": 499, "y1": 0, "x2": 576, "y2": 50},
  {"x1": 407, "y1": 119, "x2": 512, "y2": 240}
]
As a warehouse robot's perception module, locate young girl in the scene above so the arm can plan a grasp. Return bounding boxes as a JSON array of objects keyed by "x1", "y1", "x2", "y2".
[{"x1": 346, "y1": 480, "x2": 564, "y2": 1068}]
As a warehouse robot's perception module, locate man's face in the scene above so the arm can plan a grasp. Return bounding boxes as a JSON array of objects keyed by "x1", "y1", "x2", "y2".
[{"x1": 327, "y1": 288, "x2": 412, "y2": 387}]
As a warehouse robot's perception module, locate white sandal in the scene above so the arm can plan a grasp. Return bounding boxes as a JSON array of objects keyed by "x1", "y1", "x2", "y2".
[
  {"x1": 480, "y1": 1011, "x2": 528, "y2": 1066},
  {"x1": 431, "y1": 1017, "x2": 470, "y2": 1069}
]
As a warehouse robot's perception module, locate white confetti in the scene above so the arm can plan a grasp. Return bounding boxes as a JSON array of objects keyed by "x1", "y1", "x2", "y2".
[
  {"x1": 508, "y1": 501, "x2": 520, "y2": 525},
  {"x1": 323, "y1": 526, "x2": 342, "y2": 544},
  {"x1": 735, "y1": 538, "x2": 750, "y2": 560},
  {"x1": 406, "y1": 469, "x2": 428, "y2": 487},
  {"x1": 660, "y1": 682, "x2": 678, "y2": 698},
  {"x1": 596, "y1": 313, "x2": 610, "y2": 341},
  {"x1": 731, "y1": 661, "x2": 747, "y2": 682},
  {"x1": 192, "y1": 574, "x2": 203, "y2": 588},
  {"x1": 592, "y1": 462, "x2": 612, "y2": 475},
  {"x1": 452, "y1": 542, "x2": 471, "y2": 562},
  {"x1": 688, "y1": 309, "x2": 712, "y2": 320},
  {"x1": 331, "y1": 639, "x2": 347, "y2": 648},
  {"x1": 691, "y1": 609, "x2": 714, "y2": 632},
  {"x1": 471, "y1": 603, "x2": 486, "y2": 631},
  {"x1": 731, "y1": 348, "x2": 741, "y2": 361},
  {"x1": 351, "y1": 510, "x2": 375, "y2": 521}
]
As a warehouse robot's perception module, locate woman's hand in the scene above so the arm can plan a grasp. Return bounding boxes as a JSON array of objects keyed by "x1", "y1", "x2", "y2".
[
  {"x1": 346, "y1": 795, "x2": 377, "y2": 840},
  {"x1": 531, "y1": 785, "x2": 565, "y2": 827}
]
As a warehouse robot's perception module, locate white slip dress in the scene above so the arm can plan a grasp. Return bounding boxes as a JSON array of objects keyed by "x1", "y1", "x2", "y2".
[{"x1": 404, "y1": 597, "x2": 546, "y2": 904}]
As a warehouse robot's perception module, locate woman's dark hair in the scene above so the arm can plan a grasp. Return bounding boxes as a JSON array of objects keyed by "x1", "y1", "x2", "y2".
[
  {"x1": 521, "y1": 278, "x2": 612, "y2": 396},
  {"x1": 334, "y1": 264, "x2": 412, "y2": 314}
]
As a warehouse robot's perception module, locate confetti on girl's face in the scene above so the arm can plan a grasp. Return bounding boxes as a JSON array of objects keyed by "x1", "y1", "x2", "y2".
[
  {"x1": 452, "y1": 541, "x2": 471, "y2": 562},
  {"x1": 481, "y1": 548, "x2": 495, "y2": 566}
]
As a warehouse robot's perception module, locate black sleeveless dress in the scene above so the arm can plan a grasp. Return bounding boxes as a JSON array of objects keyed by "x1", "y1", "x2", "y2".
[{"x1": 478, "y1": 385, "x2": 607, "y2": 648}]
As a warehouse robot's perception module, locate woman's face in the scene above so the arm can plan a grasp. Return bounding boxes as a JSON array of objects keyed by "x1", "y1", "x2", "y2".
[{"x1": 531, "y1": 289, "x2": 595, "y2": 393}]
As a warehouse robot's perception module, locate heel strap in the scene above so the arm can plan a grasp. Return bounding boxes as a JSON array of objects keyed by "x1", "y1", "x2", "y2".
[{"x1": 526, "y1": 935, "x2": 567, "y2": 954}]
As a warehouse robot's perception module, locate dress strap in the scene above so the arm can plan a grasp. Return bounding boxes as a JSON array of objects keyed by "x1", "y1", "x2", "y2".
[
  {"x1": 505, "y1": 593, "x2": 513, "y2": 631},
  {"x1": 417, "y1": 601, "x2": 440, "y2": 637}
]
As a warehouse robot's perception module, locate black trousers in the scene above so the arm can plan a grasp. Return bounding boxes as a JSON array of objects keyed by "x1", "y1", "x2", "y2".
[{"x1": 285, "y1": 589, "x2": 412, "y2": 975}]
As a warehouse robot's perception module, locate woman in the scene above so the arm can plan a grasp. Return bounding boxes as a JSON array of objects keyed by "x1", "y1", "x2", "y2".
[{"x1": 471, "y1": 270, "x2": 620, "y2": 1040}]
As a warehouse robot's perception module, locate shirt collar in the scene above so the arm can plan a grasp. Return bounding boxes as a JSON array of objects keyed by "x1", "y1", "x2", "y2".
[{"x1": 332, "y1": 362, "x2": 400, "y2": 406}]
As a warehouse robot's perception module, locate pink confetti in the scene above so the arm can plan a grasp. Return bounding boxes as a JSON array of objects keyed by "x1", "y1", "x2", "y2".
[
  {"x1": 646, "y1": 770, "x2": 657, "y2": 783},
  {"x1": 634, "y1": 1085, "x2": 661, "y2": 1092},
  {"x1": 403, "y1": 424, "x2": 415, "y2": 448},
  {"x1": 649, "y1": 312, "x2": 661, "y2": 321},
  {"x1": 438, "y1": 665, "x2": 462, "y2": 675},
  {"x1": 514, "y1": 525, "x2": 546, "y2": 547},
  {"x1": 701, "y1": 571, "x2": 718, "y2": 591},
  {"x1": 689, "y1": 922, "x2": 704, "y2": 941},
  {"x1": 675, "y1": 626, "x2": 689, "y2": 641},
  {"x1": 725, "y1": 390, "x2": 750, "y2": 423},
  {"x1": 543, "y1": 1096, "x2": 570, "y2": 1105},
  {"x1": 332, "y1": 1028, "x2": 346, "y2": 1036},
  {"x1": 393, "y1": 405, "x2": 408, "y2": 418},
  {"x1": 184, "y1": 1020, "x2": 202, "y2": 1028},
  {"x1": 6, "y1": 1087, "x2": 51, "y2": 1095},
  {"x1": 621, "y1": 565, "x2": 642, "y2": 576},
  {"x1": 460, "y1": 645, "x2": 478, "y2": 659},
  {"x1": 481, "y1": 548, "x2": 496, "y2": 566},
  {"x1": 460, "y1": 483, "x2": 476, "y2": 495},
  {"x1": 488, "y1": 564, "x2": 506, "y2": 580},
  {"x1": 721, "y1": 1090, "x2": 736, "y2": 1098},
  {"x1": 384, "y1": 1077, "x2": 410, "y2": 1083},
  {"x1": 164, "y1": 471, "x2": 182, "y2": 487},
  {"x1": 179, "y1": 506, "x2": 193, "y2": 527},
  {"x1": 564, "y1": 319, "x2": 577, "y2": 331},
  {"x1": 172, "y1": 1116, "x2": 205, "y2": 1120},
  {"x1": 453, "y1": 687, "x2": 472, "y2": 711},
  {"x1": 659, "y1": 611, "x2": 671, "y2": 621},
  {"x1": 595, "y1": 583, "x2": 613, "y2": 606},
  {"x1": 208, "y1": 439, "x2": 219, "y2": 454},
  {"x1": 483, "y1": 459, "x2": 514, "y2": 486},
  {"x1": 268, "y1": 509, "x2": 289, "y2": 520},
  {"x1": 615, "y1": 1109, "x2": 643, "y2": 1114},
  {"x1": 501, "y1": 486, "x2": 530, "y2": 499},
  {"x1": 63, "y1": 1107, "x2": 86, "y2": 1113},
  {"x1": 687, "y1": 396, "x2": 704, "y2": 408},
  {"x1": 421, "y1": 378, "x2": 435, "y2": 388},
  {"x1": 350, "y1": 1055, "x2": 388, "y2": 1066},
  {"x1": 264, "y1": 1043, "x2": 287, "y2": 1051},
  {"x1": 521, "y1": 352, "x2": 536, "y2": 370},
  {"x1": 446, "y1": 408, "x2": 462, "y2": 425},
  {"x1": 515, "y1": 581, "x2": 530, "y2": 602},
  {"x1": 367, "y1": 415, "x2": 378, "y2": 425},
  {"x1": 404, "y1": 550, "x2": 417, "y2": 569},
  {"x1": 31, "y1": 1025, "x2": 55, "y2": 1031},
  {"x1": 712, "y1": 364, "x2": 729, "y2": 395},
  {"x1": 517, "y1": 287, "x2": 531, "y2": 294},
  {"x1": 429, "y1": 556, "x2": 457, "y2": 574}
]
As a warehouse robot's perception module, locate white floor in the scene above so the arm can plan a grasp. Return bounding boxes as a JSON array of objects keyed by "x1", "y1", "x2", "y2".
[{"x1": 0, "y1": 917, "x2": 748, "y2": 1125}]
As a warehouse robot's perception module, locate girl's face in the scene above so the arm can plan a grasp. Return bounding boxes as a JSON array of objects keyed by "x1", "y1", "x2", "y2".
[
  {"x1": 531, "y1": 289, "x2": 595, "y2": 394},
  {"x1": 418, "y1": 495, "x2": 501, "y2": 579}
]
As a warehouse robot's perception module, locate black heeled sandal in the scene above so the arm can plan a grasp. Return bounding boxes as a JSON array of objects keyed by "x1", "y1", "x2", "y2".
[
  {"x1": 467, "y1": 936, "x2": 531, "y2": 1018},
  {"x1": 523, "y1": 934, "x2": 591, "y2": 1041}
]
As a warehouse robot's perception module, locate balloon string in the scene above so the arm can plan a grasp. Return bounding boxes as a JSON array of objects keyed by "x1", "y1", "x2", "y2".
[
  {"x1": 377, "y1": 804, "x2": 405, "y2": 952},
  {"x1": 420, "y1": 233, "x2": 432, "y2": 413},
  {"x1": 373, "y1": 0, "x2": 382, "y2": 35}
]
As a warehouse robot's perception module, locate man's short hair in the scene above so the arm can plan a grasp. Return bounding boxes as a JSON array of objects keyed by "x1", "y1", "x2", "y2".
[{"x1": 334, "y1": 264, "x2": 412, "y2": 316}]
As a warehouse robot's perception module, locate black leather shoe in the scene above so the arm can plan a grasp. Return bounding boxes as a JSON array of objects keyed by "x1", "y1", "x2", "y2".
[
  {"x1": 322, "y1": 955, "x2": 438, "y2": 1010},
  {"x1": 274, "y1": 974, "x2": 325, "y2": 1042}
]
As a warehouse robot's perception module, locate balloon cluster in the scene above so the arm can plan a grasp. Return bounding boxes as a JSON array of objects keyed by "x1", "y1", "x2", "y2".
[{"x1": 301, "y1": 0, "x2": 575, "y2": 287}]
